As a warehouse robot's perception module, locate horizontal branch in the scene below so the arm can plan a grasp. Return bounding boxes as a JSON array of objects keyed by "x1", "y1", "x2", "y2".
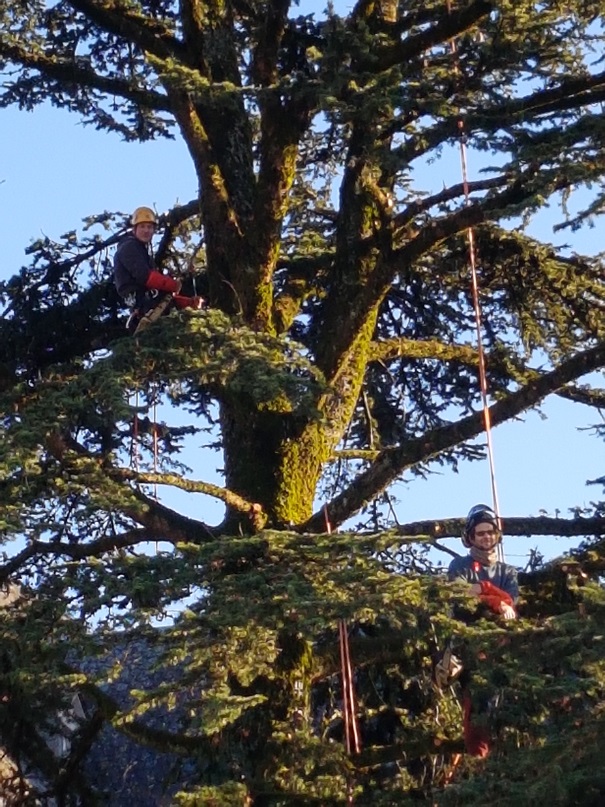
[
  {"x1": 73, "y1": 676, "x2": 215, "y2": 756},
  {"x1": 0, "y1": 528, "x2": 148, "y2": 583},
  {"x1": 1, "y1": 42, "x2": 172, "y2": 111},
  {"x1": 390, "y1": 172, "x2": 546, "y2": 268},
  {"x1": 369, "y1": 338, "x2": 605, "y2": 410},
  {"x1": 391, "y1": 515, "x2": 605, "y2": 541},
  {"x1": 392, "y1": 81, "x2": 605, "y2": 177},
  {"x1": 114, "y1": 467, "x2": 259, "y2": 515},
  {"x1": 392, "y1": 176, "x2": 506, "y2": 235},
  {"x1": 123, "y1": 489, "x2": 219, "y2": 543},
  {"x1": 557, "y1": 385, "x2": 605, "y2": 408},
  {"x1": 369, "y1": 337, "x2": 478, "y2": 365},
  {"x1": 330, "y1": 449, "x2": 381, "y2": 461}
]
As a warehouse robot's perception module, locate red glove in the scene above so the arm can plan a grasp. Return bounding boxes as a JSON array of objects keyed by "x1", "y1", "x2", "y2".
[
  {"x1": 478, "y1": 580, "x2": 514, "y2": 614},
  {"x1": 145, "y1": 270, "x2": 180, "y2": 294}
]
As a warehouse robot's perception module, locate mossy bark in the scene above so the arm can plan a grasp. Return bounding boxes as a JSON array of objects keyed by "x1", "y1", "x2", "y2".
[{"x1": 219, "y1": 304, "x2": 381, "y2": 531}]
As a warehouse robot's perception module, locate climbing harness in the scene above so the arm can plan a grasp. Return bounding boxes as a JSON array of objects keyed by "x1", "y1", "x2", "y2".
[{"x1": 132, "y1": 292, "x2": 174, "y2": 334}]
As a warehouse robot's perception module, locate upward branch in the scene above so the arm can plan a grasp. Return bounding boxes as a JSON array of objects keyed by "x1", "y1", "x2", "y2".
[{"x1": 68, "y1": 0, "x2": 183, "y2": 58}]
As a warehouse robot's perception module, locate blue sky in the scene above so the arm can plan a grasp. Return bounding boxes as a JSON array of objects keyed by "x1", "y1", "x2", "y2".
[{"x1": 1, "y1": 103, "x2": 603, "y2": 567}]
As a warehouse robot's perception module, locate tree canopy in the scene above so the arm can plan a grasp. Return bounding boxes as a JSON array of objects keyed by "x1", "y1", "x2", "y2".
[{"x1": 1, "y1": 0, "x2": 605, "y2": 802}]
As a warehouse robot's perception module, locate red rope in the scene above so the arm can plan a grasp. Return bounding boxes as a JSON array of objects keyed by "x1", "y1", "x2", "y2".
[
  {"x1": 324, "y1": 506, "x2": 362, "y2": 757},
  {"x1": 131, "y1": 390, "x2": 139, "y2": 472},
  {"x1": 339, "y1": 619, "x2": 361, "y2": 756},
  {"x1": 152, "y1": 397, "x2": 158, "y2": 501}
]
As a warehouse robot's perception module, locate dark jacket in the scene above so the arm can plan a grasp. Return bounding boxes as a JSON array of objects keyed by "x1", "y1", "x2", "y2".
[
  {"x1": 448, "y1": 555, "x2": 519, "y2": 604},
  {"x1": 113, "y1": 234, "x2": 154, "y2": 297}
]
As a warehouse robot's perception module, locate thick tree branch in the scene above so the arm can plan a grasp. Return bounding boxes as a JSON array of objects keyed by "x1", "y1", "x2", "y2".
[
  {"x1": 369, "y1": 337, "x2": 479, "y2": 365},
  {"x1": 250, "y1": 0, "x2": 290, "y2": 86},
  {"x1": 119, "y1": 489, "x2": 219, "y2": 544},
  {"x1": 392, "y1": 176, "x2": 506, "y2": 234},
  {"x1": 68, "y1": 0, "x2": 182, "y2": 59},
  {"x1": 304, "y1": 341, "x2": 605, "y2": 531},
  {"x1": 478, "y1": 69, "x2": 605, "y2": 126},
  {"x1": 0, "y1": 529, "x2": 148, "y2": 584},
  {"x1": 390, "y1": 515, "x2": 605, "y2": 541},
  {"x1": 113, "y1": 467, "x2": 261, "y2": 515},
  {"x1": 359, "y1": 0, "x2": 493, "y2": 73},
  {"x1": 557, "y1": 385, "x2": 605, "y2": 408},
  {"x1": 73, "y1": 677, "x2": 216, "y2": 756},
  {"x1": 0, "y1": 43, "x2": 172, "y2": 111},
  {"x1": 394, "y1": 74, "x2": 605, "y2": 167},
  {"x1": 390, "y1": 172, "x2": 553, "y2": 268},
  {"x1": 369, "y1": 338, "x2": 605, "y2": 411}
]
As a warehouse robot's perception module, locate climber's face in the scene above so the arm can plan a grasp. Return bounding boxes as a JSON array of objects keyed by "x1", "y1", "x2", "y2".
[
  {"x1": 134, "y1": 222, "x2": 156, "y2": 244},
  {"x1": 471, "y1": 521, "x2": 500, "y2": 551}
]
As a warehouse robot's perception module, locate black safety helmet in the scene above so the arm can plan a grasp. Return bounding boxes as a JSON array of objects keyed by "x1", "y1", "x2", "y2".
[{"x1": 462, "y1": 504, "x2": 500, "y2": 548}]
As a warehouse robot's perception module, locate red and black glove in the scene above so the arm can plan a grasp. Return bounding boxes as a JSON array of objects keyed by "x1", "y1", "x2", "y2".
[
  {"x1": 478, "y1": 580, "x2": 514, "y2": 614},
  {"x1": 145, "y1": 270, "x2": 180, "y2": 294}
]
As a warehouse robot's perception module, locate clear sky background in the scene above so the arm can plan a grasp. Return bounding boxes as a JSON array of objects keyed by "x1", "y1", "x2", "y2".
[{"x1": 1, "y1": 102, "x2": 603, "y2": 569}]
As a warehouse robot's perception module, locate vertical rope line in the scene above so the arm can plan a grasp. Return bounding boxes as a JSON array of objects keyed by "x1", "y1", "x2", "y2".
[
  {"x1": 447, "y1": 5, "x2": 503, "y2": 559},
  {"x1": 342, "y1": 622, "x2": 361, "y2": 755},
  {"x1": 338, "y1": 620, "x2": 353, "y2": 755},
  {"x1": 131, "y1": 390, "x2": 139, "y2": 472},
  {"x1": 152, "y1": 393, "x2": 160, "y2": 553},
  {"x1": 324, "y1": 506, "x2": 362, "y2": 764},
  {"x1": 152, "y1": 396, "x2": 158, "y2": 500}
]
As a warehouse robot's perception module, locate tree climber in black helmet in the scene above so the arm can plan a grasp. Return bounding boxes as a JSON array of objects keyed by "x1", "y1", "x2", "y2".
[
  {"x1": 434, "y1": 505, "x2": 519, "y2": 758},
  {"x1": 113, "y1": 206, "x2": 203, "y2": 334},
  {"x1": 449, "y1": 504, "x2": 518, "y2": 621}
]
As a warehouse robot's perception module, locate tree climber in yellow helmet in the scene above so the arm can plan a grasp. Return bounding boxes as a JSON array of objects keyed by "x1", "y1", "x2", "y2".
[{"x1": 113, "y1": 207, "x2": 203, "y2": 333}]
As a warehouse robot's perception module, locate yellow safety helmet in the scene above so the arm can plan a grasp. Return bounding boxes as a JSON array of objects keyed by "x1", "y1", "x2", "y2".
[{"x1": 131, "y1": 206, "x2": 157, "y2": 227}]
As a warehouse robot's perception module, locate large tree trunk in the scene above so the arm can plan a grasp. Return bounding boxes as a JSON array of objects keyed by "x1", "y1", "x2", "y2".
[
  {"x1": 219, "y1": 296, "x2": 382, "y2": 532},
  {"x1": 219, "y1": 403, "x2": 331, "y2": 531}
]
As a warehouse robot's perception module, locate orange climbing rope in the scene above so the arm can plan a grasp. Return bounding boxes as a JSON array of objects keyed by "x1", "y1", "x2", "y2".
[
  {"x1": 131, "y1": 390, "x2": 139, "y2": 472},
  {"x1": 152, "y1": 394, "x2": 159, "y2": 500},
  {"x1": 324, "y1": 506, "x2": 362, "y2": 759},
  {"x1": 339, "y1": 619, "x2": 361, "y2": 756},
  {"x1": 446, "y1": 4, "x2": 504, "y2": 560}
]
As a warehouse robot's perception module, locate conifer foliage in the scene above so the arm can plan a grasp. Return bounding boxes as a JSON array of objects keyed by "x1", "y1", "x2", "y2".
[{"x1": 1, "y1": 0, "x2": 605, "y2": 802}]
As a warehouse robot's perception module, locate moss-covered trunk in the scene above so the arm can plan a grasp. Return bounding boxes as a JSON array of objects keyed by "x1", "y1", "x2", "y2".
[
  {"x1": 220, "y1": 402, "x2": 331, "y2": 531},
  {"x1": 220, "y1": 299, "x2": 382, "y2": 532}
]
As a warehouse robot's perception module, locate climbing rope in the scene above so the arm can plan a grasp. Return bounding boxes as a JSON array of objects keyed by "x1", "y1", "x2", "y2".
[
  {"x1": 324, "y1": 506, "x2": 361, "y2": 759},
  {"x1": 130, "y1": 389, "x2": 139, "y2": 472},
  {"x1": 152, "y1": 391, "x2": 159, "y2": 500},
  {"x1": 339, "y1": 619, "x2": 361, "y2": 757},
  {"x1": 446, "y1": 3, "x2": 504, "y2": 560}
]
